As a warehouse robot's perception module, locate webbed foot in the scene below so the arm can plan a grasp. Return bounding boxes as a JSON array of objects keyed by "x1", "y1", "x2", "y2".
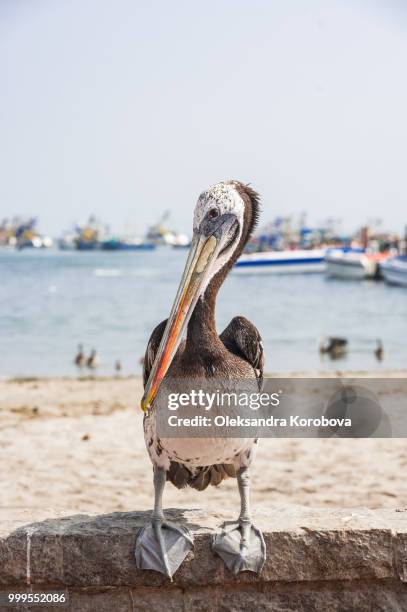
[
  {"x1": 135, "y1": 517, "x2": 194, "y2": 579},
  {"x1": 212, "y1": 519, "x2": 266, "y2": 574}
]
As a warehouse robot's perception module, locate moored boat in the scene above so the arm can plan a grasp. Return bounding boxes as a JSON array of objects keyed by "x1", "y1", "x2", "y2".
[
  {"x1": 234, "y1": 248, "x2": 327, "y2": 274},
  {"x1": 101, "y1": 238, "x2": 156, "y2": 251},
  {"x1": 325, "y1": 249, "x2": 388, "y2": 280},
  {"x1": 17, "y1": 234, "x2": 53, "y2": 249},
  {"x1": 380, "y1": 256, "x2": 407, "y2": 287}
]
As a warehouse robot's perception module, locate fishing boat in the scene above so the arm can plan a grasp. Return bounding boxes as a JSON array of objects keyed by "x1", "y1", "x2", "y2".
[
  {"x1": 325, "y1": 248, "x2": 388, "y2": 280},
  {"x1": 146, "y1": 211, "x2": 190, "y2": 247},
  {"x1": 58, "y1": 216, "x2": 105, "y2": 251},
  {"x1": 234, "y1": 248, "x2": 327, "y2": 274},
  {"x1": 1, "y1": 217, "x2": 53, "y2": 250},
  {"x1": 380, "y1": 256, "x2": 407, "y2": 287},
  {"x1": 101, "y1": 238, "x2": 155, "y2": 251},
  {"x1": 17, "y1": 234, "x2": 53, "y2": 249}
]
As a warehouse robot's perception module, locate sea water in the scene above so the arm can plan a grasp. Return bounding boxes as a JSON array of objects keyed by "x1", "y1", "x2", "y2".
[{"x1": 0, "y1": 248, "x2": 406, "y2": 377}]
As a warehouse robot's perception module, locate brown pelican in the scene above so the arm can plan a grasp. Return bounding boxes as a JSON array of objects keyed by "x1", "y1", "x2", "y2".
[
  {"x1": 86, "y1": 348, "x2": 99, "y2": 369},
  {"x1": 74, "y1": 344, "x2": 85, "y2": 367},
  {"x1": 135, "y1": 181, "x2": 265, "y2": 579}
]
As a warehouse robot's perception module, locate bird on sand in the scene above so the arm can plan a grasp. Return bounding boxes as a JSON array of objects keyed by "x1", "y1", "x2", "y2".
[
  {"x1": 374, "y1": 339, "x2": 384, "y2": 361},
  {"x1": 135, "y1": 181, "x2": 265, "y2": 579},
  {"x1": 115, "y1": 359, "x2": 122, "y2": 375},
  {"x1": 74, "y1": 344, "x2": 85, "y2": 367},
  {"x1": 86, "y1": 349, "x2": 99, "y2": 369}
]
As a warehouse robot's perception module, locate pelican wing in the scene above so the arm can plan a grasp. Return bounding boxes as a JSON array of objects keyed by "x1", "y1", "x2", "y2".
[
  {"x1": 142, "y1": 319, "x2": 168, "y2": 387},
  {"x1": 220, "y1": 316, "x2": 264, "y2": 386}
]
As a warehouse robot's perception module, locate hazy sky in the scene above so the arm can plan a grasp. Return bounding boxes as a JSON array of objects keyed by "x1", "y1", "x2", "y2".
[{"x1": 1, "y1": 0, "x2": 406, "y2": 237}]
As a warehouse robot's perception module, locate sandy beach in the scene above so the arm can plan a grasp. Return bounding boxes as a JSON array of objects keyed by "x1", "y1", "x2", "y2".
[{"x1": 1, "y1": 373, "x2": 407, "y2": 514}]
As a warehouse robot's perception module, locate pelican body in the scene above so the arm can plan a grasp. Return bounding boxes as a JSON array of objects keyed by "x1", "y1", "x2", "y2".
[{"x1": 135, "y1": 181, "x2": 265, "y2": 578}]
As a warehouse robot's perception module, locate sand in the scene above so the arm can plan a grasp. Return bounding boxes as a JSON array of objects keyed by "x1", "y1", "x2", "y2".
[{"x1": 1, "y1": 374, "x2": 407, "y2": 514}]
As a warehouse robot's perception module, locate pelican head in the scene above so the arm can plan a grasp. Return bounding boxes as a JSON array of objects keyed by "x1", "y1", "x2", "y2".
[{"x1": 141, "y1": 180, "x2": 260, "y2": 411}]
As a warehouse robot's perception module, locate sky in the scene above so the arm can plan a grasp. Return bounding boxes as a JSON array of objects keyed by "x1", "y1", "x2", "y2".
[{"x1": 1, "y1": 0, "x2": 407, "y2": 238}]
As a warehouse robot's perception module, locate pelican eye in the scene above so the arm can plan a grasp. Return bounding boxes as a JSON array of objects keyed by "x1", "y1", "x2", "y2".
[{"x1": 208, "y1": 208, "x2": 219, "y2": 220}]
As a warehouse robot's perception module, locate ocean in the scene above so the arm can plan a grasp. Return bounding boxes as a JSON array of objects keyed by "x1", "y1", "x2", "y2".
[{"x1": 0, "y1": 248, "x2": 406, "y2": 378}]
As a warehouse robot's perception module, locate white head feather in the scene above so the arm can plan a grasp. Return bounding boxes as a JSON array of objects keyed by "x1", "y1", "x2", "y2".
[{"x1": 193, "y1": 181, "x2": 245, "y2": 295}]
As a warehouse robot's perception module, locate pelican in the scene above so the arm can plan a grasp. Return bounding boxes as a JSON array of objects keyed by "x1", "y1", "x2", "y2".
[
  {"x1": 74, "y1": 344, "x2": 85, "y2": 367},
  {"x1": 135, "y1": 181, "x2": 265, "y2": 579},
  {"x1": 86, "y1": 348, "x2": 99, "y2": 369}
]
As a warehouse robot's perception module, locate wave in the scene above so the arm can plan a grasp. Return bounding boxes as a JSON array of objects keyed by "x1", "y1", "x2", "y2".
[{"x1": 93, "y1": 268, "x2": 124, "y2": 277}]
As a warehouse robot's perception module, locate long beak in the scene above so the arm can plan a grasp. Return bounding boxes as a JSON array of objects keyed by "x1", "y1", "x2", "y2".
[{"x1": 141, "y1": 215, "x2": 236, "y2": 412}]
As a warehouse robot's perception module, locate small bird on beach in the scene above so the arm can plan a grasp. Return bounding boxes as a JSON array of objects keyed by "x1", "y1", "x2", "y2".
[
  {"x1": 115, "y1": 359, "x2": 122, "y2": 375},
  {"x1": 135, "y1": 181, "x2": 265, "y2": 579},
  {"x1": 319, "y1": 336, "x2": 348, "y2": 359},
  {"x1": 374, "y1": 339, "x2": 384, "y2": 361},
  {"x1": 74, "y1": 344, "x2": 85, "y2": 367},
  {"x1": 86, "y1": 349, "x2": 99, "y2": 369}
]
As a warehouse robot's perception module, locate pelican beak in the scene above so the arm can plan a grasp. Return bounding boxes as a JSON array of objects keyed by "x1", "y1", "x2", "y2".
[{"x1": 141, "y1": 214, "x2": 237, "y2": 412}]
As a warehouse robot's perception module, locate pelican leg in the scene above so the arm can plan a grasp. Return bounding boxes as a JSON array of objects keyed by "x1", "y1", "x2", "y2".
[
  {"x1": 135, "y1": 466, "x2": 194, "y2": 580},
  {"x1": 212, "y1": 466, "x2": 266, "y2": 574}
]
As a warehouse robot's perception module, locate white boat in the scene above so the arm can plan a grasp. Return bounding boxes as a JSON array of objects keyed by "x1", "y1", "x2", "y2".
[
  {"x1": 324, "y1": 249, "x2": 388, "y2": 280},
  {"x1": 234, "y1": 249, "x2": 327, "y2": 274},
  {"x1": 380, "y1": 256, "x2": 407, "y2": 287}
]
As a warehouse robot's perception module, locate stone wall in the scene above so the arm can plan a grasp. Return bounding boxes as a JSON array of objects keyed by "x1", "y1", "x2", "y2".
[{"x1": 1, "y1": 506, "x2": 407, "y2": 611}]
